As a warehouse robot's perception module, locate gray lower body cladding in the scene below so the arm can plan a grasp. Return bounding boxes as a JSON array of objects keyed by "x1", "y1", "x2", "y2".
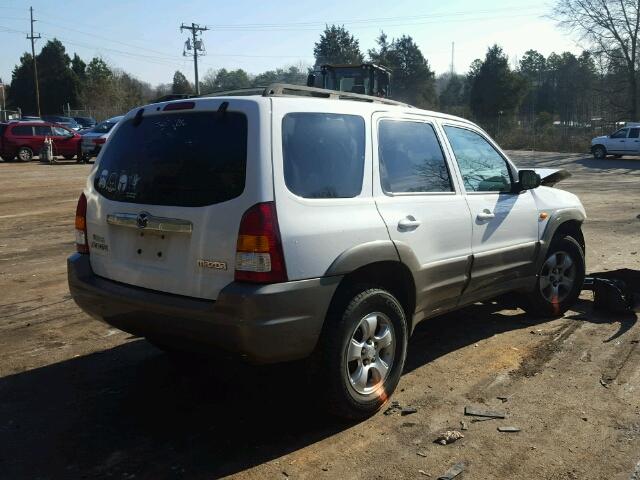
[{"x1": 67, "y1": 253, "x2": 341, "y2": 364}]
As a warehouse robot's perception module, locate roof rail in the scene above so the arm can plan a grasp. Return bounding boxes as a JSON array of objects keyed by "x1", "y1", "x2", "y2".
[{"x1": 201, "y1": 83, "x2": 411, "y2": 107}]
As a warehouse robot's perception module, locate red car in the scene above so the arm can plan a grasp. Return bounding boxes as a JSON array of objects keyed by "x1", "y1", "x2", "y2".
[{"x1": 0, "y1": 121, "x2": 82, "y2": 162}]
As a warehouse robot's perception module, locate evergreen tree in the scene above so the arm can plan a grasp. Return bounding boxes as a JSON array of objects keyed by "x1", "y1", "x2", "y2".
[
  {"x1": 369, "y1": 32, "x2": 436, "y2": 107},
  {"x1": 172, "y1": 70, "x2": 192, "y2": 94},
  {"x1": 469, "y1": 45, "x2": 526, "y2": 129},
  {"x1": 314, "y1": 25, "x2": 363, "y2": 65}
]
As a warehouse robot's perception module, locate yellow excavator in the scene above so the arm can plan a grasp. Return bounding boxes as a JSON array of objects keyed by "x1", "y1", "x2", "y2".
[{"x1": 307, "y1": 63, "x2": 392, "y2": 98}]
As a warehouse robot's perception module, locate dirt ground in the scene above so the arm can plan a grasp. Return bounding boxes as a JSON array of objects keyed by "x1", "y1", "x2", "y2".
[{"x1": 1, "y1": 152, "x2": 639, "y2": 480}]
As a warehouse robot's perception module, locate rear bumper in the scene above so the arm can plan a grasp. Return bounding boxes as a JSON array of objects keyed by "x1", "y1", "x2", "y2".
[{"x1": 67, "y1": 253, "x2": 341, "y2": 363}]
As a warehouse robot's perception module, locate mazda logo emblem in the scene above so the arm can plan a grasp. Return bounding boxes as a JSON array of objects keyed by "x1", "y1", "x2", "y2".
[{"x1": 136, "y1": 212, "x2": 149, "y2": 229}]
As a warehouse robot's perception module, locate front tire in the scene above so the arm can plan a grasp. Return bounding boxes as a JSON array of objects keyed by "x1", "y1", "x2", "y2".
[
  {"x1": 593, "y1": 146, "x2": 606, "y2": 159},
  {"x1": 17, "y1": 147, "x2": 33, "y2": 162},
  {"x1": 315, "y1": 287, "x2": 408, "y2": 419},
  {"x1": 526, "y1": 235, "x2": 585, "y2": 317}
]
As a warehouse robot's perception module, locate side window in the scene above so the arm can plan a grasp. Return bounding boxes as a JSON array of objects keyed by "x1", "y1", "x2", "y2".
[
  {"x1": 282, "y1": 113, "x2": 365, "y2": 198},
  {"x1": 34, "y1": 125, "x2": 52, "y2": 136},
  {"x1": 629, "y1": 128, "x2": 640, "y2": 139},
  {"x1": 12, "y1": 126, "x2": 33, "y2": 136},
  {"x1": 378, "y1": 119, "x2": 453, "y2": 193},
  {"x1": 611, "y1": 129, "x2": 628, "y2": 139},
  {"x1": 52, "y1": 126, "x2": 70, "y2": 136},
  {"x1": 444, "y1": 126, "x2": 512, "y2": 193}
]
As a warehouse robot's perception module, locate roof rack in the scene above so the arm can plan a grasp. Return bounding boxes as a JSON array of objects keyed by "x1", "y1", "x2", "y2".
[{"x1": 201, "y1": 83, "x2": 411, "y2": 107}]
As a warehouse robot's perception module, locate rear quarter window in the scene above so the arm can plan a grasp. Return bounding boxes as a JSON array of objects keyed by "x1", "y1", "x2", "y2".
[
  {"x1": 282, "y1": 113, "x2": 365, "y2": 198},
  {"x1": 94, "y1": 111, "x2": 247, "y2": 207}
]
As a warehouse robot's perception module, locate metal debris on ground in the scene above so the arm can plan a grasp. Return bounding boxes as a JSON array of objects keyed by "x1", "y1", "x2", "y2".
[
  {"x1": 435, "y1": 430, "x2": 464, "y2": 445},
  {"x1": 383, "y1": 401, "x2": 402, "y2": 415},
  {"x1": 497, "y1": 394, "x2": 514, "y2": 403},
  {"x1": 599, "y1": 378, "x2": 610, "y2": 389},
  {"x1": 418, "y1": 469, "x2": 431, "y2": 477},
  {"x1": 401, "y1": 407, "x2": 418, "y2": 416},
  {"x1": 460, "y1": 421, "x2": 468, "y2": 431},
  {"x1": 437, "y1": 461, "x2": 465, "y2": 480},
  {"x1": 464, "y1": 406, "x2": 506, "y2": 419},
  {"x1": 583, "y1": 277, "x2": 634, "y2": 313},
  {"x1": 497, "y1": 426, "x2": 521, "y2": 432},
  {"x1": 416, "y1": 451, "x2": 428, "y2": 457}
]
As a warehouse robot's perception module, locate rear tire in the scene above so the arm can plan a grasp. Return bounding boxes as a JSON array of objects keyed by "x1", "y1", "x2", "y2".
[
  {"x1": 17, "y1": 147, "x2": 33, "y2": 162},
  {"x1": 313, "y1": 286, "x2": 408, "y2": 419},
  {"x1": 525, "y1": 235, "x2": 585, "y2": 317},
  {"x1": 593, "y1": 146, "x2": 606, "y2": 159}
]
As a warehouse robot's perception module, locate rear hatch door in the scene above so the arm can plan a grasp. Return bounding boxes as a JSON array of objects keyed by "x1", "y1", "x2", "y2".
[{"x1": 86, "y1": 98, "x2": 270, "y2": 300}]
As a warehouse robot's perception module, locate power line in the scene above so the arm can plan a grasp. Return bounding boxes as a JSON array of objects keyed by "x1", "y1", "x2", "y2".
[
  {"x1": 205, "y1": 7, "x2": 545, "y2": 30},
  {"x1": 180, "y1": 22, "x2": 208, "y2": 95},
  {"x1": 27, "y1": 6, "x2": 41, "y2": 116}
]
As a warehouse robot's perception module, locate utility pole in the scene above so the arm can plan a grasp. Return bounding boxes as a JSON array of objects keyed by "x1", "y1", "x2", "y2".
[
  {"x1": 0, "y1": 79, "x2": 6, "y2": 112},
  {"x1": 450, "y1": 42, "x2": 455, "y2": 76},
  {"x1": 27, "y1": 6, "x2": 41, "y2": 116},
  {"x1": 180, "y1": 22, "x2": 208, "y2": 95}
]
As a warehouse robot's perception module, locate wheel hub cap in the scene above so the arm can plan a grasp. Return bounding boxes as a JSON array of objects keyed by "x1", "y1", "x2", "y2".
[
  {"x1": 345, "y1": 312, "x2": 396, "y2": 395},
  {"x1": 539, "y1": 250, "x2": 576, "y2": 303}
]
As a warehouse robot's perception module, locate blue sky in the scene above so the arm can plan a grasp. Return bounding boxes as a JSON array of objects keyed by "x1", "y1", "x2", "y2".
[{"x1": 0, "y1": 0, "x2": 583, "y2": 87}]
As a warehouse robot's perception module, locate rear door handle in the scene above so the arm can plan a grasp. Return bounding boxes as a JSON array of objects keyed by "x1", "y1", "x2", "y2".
[
  {"x1": 398, "y1": 216, "x2": 421, "y2": 230},
  {"x1": 477, "y1": 209, "x2": 495, "y2": 221}
]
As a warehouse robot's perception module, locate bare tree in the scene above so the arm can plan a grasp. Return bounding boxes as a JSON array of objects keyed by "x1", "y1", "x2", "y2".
[{"x1": 554, "y1": 0, "x2": 640, "y2": 119}]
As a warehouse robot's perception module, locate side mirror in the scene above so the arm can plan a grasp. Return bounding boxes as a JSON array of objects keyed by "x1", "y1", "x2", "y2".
[{"x1": 517, "y1": 169, "x2": 541, "y2": 191}]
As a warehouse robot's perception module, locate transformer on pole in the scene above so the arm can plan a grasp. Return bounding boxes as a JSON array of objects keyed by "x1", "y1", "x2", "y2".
[{"x1": 180, "y1": 22, "x2": 208, "y2": 95}]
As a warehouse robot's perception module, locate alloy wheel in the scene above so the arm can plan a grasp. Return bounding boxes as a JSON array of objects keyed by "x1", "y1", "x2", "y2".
[
  {"x1": 345, "y1": 312, "x2": 396, "y2": 395},
  {"x1": 539, "y1": 250, "x2": 576, "y2": 304}
]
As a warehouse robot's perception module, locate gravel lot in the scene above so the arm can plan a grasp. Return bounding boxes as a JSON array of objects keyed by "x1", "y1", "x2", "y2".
[{"x1": 0, "y1": 152, "x2": 639, "y2": 479}]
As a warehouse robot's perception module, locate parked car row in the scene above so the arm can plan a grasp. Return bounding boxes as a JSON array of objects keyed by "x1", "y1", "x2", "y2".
[
  {"x1": 0, "y1": 115, "x2": 121, "y2": 163},
  {"x1": 0, "y1": 120, "x2": 82, "y2": 162}
]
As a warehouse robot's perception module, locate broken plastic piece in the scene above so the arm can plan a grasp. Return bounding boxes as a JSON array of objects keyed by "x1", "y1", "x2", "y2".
[
  {"x1": 437, "y1": 462, "x2": 465, "y2": 480},
  {"x1": 464, "y1": 406, "x2": 506, "y2": 418},
  {"x1": 498, "y1": 426, "x2": 521, "y2": 432}
]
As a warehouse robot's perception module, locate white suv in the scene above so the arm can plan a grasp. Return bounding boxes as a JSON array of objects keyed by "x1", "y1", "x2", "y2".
[
  {"x1": 68, "y1": 85, "x2": 587, "y2": 418},
  {"x1": 591, "y1": 124, "x2": 640, "y2": 159}
]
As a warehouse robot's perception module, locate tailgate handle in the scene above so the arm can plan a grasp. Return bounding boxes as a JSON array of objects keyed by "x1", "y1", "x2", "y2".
[{"x1": 107, "y1": 212, "x2": 193, "y2": 234}]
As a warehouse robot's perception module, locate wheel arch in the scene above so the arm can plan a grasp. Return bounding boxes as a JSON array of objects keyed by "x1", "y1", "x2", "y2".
[
  {"x1": 325, "y1": 242, "x2": 417, "y2": 333},
  {"x1": 538, "y1": 210, "x2": 586, "y2": 270}
]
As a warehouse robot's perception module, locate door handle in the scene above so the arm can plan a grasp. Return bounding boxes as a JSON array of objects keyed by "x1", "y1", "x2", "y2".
[
  {"x1": 477, "y1": 209, "x2": 495, "y2": 221},
  {"x1": 398, "y1": 216, "x2": 421, "y2": 230}
]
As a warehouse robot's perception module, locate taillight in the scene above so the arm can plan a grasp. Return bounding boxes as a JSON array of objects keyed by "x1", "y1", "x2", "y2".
[
  {"x1": 75, "y1": 193, "x2": 89, "y2": 254},
  {"x1": 234, "y1": 202, "x2": 287, "y2": 283},
  {"x1": 93, "y1": 137, "x2": 106, "y2": 145}
]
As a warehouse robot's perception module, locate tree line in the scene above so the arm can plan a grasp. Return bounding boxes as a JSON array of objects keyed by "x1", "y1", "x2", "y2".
[{"x1": 4, "y1": 0, "x2": 640, "y2": 152}]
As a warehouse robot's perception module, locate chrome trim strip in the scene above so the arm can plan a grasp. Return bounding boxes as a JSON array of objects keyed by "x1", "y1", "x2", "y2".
[{"x1": 106, "y1": 213, "x2": 193, "y2": 234}]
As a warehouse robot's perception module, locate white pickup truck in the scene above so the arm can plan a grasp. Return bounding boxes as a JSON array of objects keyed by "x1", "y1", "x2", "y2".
[{"x1": 591, "y1": 124, "x2": 640, "y2": 159}]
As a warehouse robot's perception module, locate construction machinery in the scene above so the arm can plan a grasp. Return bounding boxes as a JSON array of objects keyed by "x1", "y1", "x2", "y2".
[{"x1": 307, "y1": 63, "x2": 391, "y2": 98}]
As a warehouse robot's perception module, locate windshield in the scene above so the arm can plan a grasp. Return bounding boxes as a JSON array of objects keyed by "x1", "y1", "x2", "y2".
[
  {"x1": 326, "y1": 67, "x2": 370, "y2": 94},
  {"x1": 93, "y1": 121, "x2": 117, "y2": 134}
]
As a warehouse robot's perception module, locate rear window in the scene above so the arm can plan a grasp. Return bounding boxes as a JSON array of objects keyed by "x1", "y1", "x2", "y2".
[
  {"x1": 283, "y1": 113, "x2": 365, "y2": 198},
  {"x1": 95, "y1": 111, "x2": 247, "y2": 207}
]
